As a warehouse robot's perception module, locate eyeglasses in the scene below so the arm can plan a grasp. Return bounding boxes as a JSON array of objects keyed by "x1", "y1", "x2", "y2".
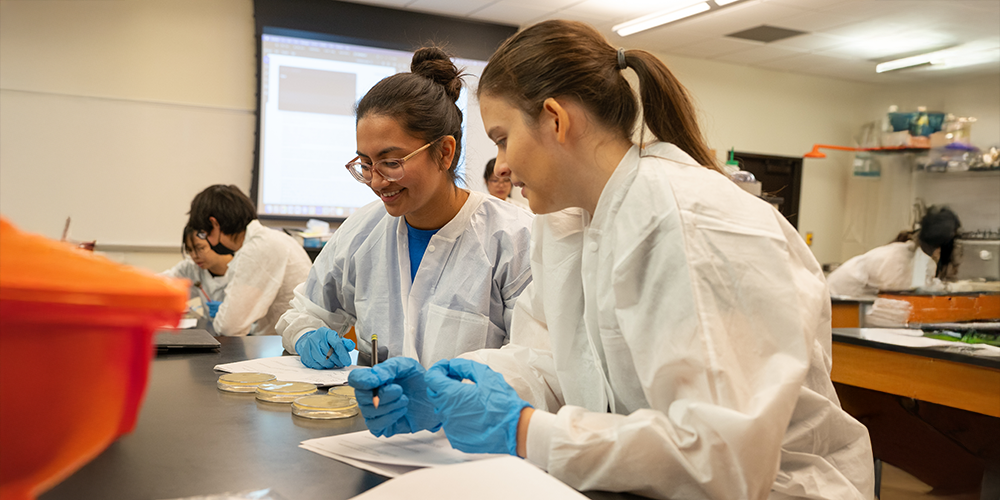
[
  {"x1": 487, "y1": 177, "x2": 511, "y2": 186},
  {"x1": 345, "y1": 140, "x2": 437, "y2": 184}
]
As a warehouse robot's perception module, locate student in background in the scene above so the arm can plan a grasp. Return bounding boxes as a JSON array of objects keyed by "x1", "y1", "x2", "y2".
[
  {"x1": 349, "y1": 20, "x2": 874, "y2": 499},
  {"x1": 186, "y1": 184, "x2": 311, "y2": 336},
  {"x1": 162, "y1": 224, "x2": 231, "y2": 318},
  {"x1": 484, "y1": 158, "x2": 531, "y2": 211},
  {"x1": 276, "y1": 47, "x2": 533, "y2": 371},
  {"x1": 484, "y1": 158, "x2": 512, "y2": 200},
  {"x1": 826, "y1": 206, "x2": 961, "y2": 297}
]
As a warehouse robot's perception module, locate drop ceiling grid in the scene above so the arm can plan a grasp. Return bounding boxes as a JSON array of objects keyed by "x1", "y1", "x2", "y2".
[{"x1": 336, "y1": 0, "x2": 1000, "y2": 83}]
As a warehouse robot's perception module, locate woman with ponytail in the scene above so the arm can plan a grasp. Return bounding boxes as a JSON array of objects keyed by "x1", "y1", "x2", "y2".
[
  {"x1": 277, "y1": 47, "x2": 533, "y2": 378},
  {"x1": 350, "y1": 21, "x2": 874, "y2": 499}
]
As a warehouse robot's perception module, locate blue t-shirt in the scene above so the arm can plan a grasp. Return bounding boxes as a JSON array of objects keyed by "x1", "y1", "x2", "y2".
[{"x1": 406, "y1": 222, "x2": 439, "y2": 282}]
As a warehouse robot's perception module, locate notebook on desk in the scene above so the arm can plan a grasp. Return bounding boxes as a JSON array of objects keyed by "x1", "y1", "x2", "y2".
[{"x1": 154, "y1": 329, "x2": 220, "y2": 350}]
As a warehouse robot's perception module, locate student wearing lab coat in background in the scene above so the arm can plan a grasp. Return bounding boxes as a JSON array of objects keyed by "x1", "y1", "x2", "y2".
[
  {"x1": 825, "y1": 206, "x2": 961, "y2": 297},
  {"x1": 161, "y1": 224, "x2": 232, "y2": 318},
  {"x1": 276, "y1": 47, "x2": 533, "y2": 370},
  {"x1": 187, "y1": 184, "x2": 311, "y2": 336},
  {"x1": 484, "y1": 158, "x2": 531, "y2": 212},
  {"x1": 349, "y1": 20, "x2": 874, "y2": 500}
]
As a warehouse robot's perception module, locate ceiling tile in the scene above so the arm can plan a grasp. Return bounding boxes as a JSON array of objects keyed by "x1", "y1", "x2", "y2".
[
  {"x1": 775, "y1": 10, "x2": 856, "y2": 32},
  {"x1": 760, "y1": 0, "x2": 852, "y2": 10},
  {"x1": 771, "y1": 33, "x2": 850, "y2": 51},
  {"x1": 468, "y1": 2, "x2": 558, "y2": 25},
  {"x1": 712, "y1": 44, "x2": 807, "y2": 64},
  {"x1": 406, "y1": 0, "x2": 499, "y2": 16},
  {"x1": 559, "y1": 0, "x2": 696, "y2": 25},
  {"x1": 667, "y1": 37, "x2": 763, "y2": 58},
  {"x1": 819, "y1": 29, "x2": 956, "y2": 60}
]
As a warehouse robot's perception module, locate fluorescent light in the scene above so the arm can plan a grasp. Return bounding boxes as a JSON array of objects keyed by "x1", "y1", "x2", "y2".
[
  {"x1": 876, "y1": 52, "x2": 939, "y2": 73},
  {"x1": 614, "y1": 2, "x2": 711, "y2": 37},
  {"x1": 875, "y1": 44, "x2": 999, "y2": 73},
  {"x1": 714, "y1": 0, "x2": 742, "y2": 5}
]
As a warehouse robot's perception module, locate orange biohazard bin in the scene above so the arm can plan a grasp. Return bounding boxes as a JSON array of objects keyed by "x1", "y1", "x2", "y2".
[{"x1": 0, "y1": 218, "x2": 187, "y2": 500}]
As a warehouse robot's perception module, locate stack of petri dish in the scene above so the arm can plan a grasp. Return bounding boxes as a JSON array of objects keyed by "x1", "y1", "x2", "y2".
[
  {"x1": 255, "y1": 381, "x2": 319, "y2": 403},
  {"x1": 217, "y1": 372, "x2": 276, "y2": 393}
]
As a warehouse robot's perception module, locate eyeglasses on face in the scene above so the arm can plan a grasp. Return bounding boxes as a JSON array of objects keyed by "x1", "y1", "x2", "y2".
[
  {"x1": 345, "y1": 140, "x2": 438, "y2": 184},
  {"x1": 488, "y1": 177, "x2": 511, "y2": 185}
]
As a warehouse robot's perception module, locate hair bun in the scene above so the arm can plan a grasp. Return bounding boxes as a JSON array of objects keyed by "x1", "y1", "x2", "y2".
[{"x1": 411, "y1": 46, "x2": 463, "y2": 102}]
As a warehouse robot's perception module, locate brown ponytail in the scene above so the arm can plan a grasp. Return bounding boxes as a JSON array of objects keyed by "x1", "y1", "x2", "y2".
[{"x1": 479, "y1": 20, "x2": 721, "y2": 173}]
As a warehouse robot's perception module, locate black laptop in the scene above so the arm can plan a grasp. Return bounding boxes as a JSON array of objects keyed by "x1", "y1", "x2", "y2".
[{"x1": 154, "y1": 329, "x2": 221, "y2": 350}]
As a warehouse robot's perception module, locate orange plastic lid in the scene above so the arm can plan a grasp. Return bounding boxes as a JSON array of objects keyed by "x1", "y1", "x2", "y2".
[{"x1": 0, "y1": 217, "x2": 188, "y2": 312}]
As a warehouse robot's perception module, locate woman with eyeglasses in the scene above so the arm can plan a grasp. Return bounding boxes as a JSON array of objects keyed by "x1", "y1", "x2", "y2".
[
  {"x1": 161, "y1": 224, "x2": 232, "y2": 319},
  {"x1": 276, "y1": 47, "x2": 533, "y2": 371}
]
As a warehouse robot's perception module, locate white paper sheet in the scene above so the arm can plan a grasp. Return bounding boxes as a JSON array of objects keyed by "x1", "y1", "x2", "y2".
[
  {"x1": 347, "y1": 455, "x2": 588, "y2": 500},
  {"x1": 300, "y1": 430, "x2": 499, "y2": 478},
  {"x1": 214, "y1": 352, "x2": 359, "y2": 386},
  {"x1": 177, "y1": 318, "x2": 198, "y2": 329}
]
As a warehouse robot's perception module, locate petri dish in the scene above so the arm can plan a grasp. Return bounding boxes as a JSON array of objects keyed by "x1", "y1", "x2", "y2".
[
  {"x1": 291, "y1": 394, "x2": 359, "y2": 419},
  {"x1": 217, "y1": 372, "x2": 276, "y2": 393},
  {"x1": 255, "y1": 381, "x2": 318, "y2": 403},
  {"x1": 327, "y1": 385, "x2": 356, "y2": 399}
]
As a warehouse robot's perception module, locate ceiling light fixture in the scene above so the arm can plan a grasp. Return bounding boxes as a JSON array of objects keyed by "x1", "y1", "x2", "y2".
[
  {"x1": 873, "y1": 44, "x2": 999, "y2": 73},
  {"x1": 613, "y1": 2, "x2": 711, "y2": 37},
  {"x1": 876, "y1": 51, "x2": 943, "y2": 73}
]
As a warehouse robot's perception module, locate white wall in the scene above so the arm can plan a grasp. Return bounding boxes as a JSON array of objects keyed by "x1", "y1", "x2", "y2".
[{"x1": 0, "y1": 0, "x2": 256, "y2": 260}]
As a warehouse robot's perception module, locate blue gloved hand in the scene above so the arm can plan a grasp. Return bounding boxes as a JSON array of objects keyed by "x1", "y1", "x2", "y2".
[
  {"x1": 205, "y1": 300, "x2": 221, "y2": 319},
  {"x1": 347, "y1": 357, "x2": 442, "y2": 438},
  {"x1": 295, "y1": 327, "x2": 356, "y2": 370},
  {"x1": 425, "y1": 358, "x2": 531, "y2": 456}
]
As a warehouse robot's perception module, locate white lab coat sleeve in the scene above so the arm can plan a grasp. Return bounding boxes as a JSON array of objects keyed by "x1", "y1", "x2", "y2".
[
  {"x1": 161, "y1": 257, "x2": 197, "y2": 281},
  {"x1": 498, "y1": 221, "x2": 534, "y2": 337},
  {"x1": 538, "y1": 208, "x2": 816, "y2": 499},
  {"x1": 275, "y1": 230, "x2": 358, "y2": 353},
  {"x1": 161, "y1": 258, "x2": 199, "y2": 299},
  {"x1": 212, "y1": 240, "x2": 289, "y2": 337},
  {"x1": 463, "y1": 279, "x2": 565, "y2": 413}
]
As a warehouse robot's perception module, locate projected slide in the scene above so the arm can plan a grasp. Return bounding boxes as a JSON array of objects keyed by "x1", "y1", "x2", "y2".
[{"x1": 257, "y1": 31, "x2": 490, "y2": 219}]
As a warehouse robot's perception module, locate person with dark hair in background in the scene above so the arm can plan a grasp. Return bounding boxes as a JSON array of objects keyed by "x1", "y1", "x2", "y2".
[
  {"x1": 276, "y1": 47, "x2": 533, "y2": 375},
  {"x1": 483, "y1": 158, "x2": 512, "y2": 200},
  {"x1": 161, "y1": 224, "x2": 232, "y2": 318},
  {"x1": 187, "y1": 184, "x2": 311, "y2": 336},
  {"x1": 827, "y1": 205, "x2": 961, "y2": 297},
  {"x1": 348, "y1": 20, "x2": 874, "y2": 499}
]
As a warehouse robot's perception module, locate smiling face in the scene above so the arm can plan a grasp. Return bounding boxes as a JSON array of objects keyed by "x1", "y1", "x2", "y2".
[
  {"x1": 480, "y1": 95, "x2": 566, "y2": 214},
  {"x1": 355, "y1": 115, "x2": 457, "y2": 227}
]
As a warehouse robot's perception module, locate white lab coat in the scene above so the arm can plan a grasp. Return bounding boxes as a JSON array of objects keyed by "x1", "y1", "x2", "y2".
[
  {"x1": 276, "y1": 191, "x2": 533, "y2": 367},
  {"x1": 213, "y1": 220, "x2": 312, "y2": 337},
  {"x1": 826, "y1": 240, "x2": 934, "y2": 297},
  {"x1": 465, "y1": 143, "x2": 874, "y2": 500},
  {"x1": 161, "y1": 257, "x2": 230, "y2": 308}
]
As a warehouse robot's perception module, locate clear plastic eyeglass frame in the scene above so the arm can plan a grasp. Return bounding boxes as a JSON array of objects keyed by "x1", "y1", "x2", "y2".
[{"x1": 344, "y1": 140, "x2": 437, "y2": 184}]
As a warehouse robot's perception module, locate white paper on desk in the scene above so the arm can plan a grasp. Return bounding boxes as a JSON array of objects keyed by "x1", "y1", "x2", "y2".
[
  {"x1": 859, "y1": 328, "x2": 1000, "y2": 358},
  {"x1": 214, "y1": 351, "x2": 359, "y2": 386},
  {"x1": 348, "y1": 455, "x2": 588, "y2": 500},
  {"x1": 177, "y1": 318, "x2": 198, "y2": 329},
  {"x1": 300, "y1": 430, "x2": 497, "y2": 477}
]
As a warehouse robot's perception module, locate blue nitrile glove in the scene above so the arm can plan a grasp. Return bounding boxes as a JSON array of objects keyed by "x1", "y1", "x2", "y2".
[
  {"x1": 347, "y1": 357, "x2": 442, "y2": 438},
  {"x1": 425, "y1": 358, "x2": 531, "y2": 456},
  {"x1": 295, "y1": 327, "x2": 356, "y2": 370},
  {"x1": 206, "y1": 300, "x2": 221, "y2": 319}
]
